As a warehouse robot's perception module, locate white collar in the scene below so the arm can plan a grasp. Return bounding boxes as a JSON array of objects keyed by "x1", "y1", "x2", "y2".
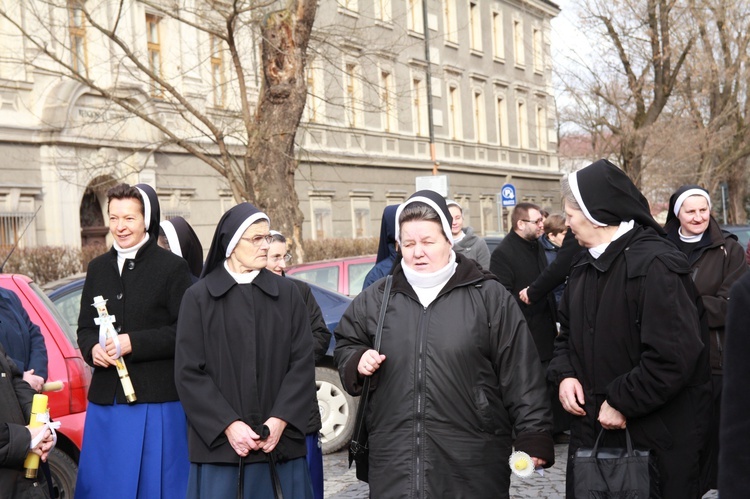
[
  {"x1": 224, "y1": 260, "x2": 259, "y2": 284},
  {"x1": 402, "y1": 250, "x2": 457, "y2": 289},
  {"x1": 678, "y1": 227, "x2": 704, "y2": 244},
  {"x1": 588, "y1": 220, "x2": 634, "y2": 259}
]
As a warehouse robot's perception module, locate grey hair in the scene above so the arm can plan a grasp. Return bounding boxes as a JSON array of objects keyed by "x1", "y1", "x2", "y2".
[{"x1": 560, "y1": 175, "x2": 581, "y2": 211}]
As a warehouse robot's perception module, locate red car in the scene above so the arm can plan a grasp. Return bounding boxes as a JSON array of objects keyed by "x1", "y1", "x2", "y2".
[
  {"x1": 0, "y1": 274, "x2": 91, "y2": 499},
  {"x1": 286, "y1": 255, "x2": 376, "y2": 297}
]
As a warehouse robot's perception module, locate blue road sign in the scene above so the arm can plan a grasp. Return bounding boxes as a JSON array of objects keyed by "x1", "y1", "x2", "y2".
[{"x1": 501, "y1": 184, "x2": 516, "y2": 207}]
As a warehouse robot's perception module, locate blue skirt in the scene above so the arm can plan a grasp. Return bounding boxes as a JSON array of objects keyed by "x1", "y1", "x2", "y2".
[
  {"x1": 74, "y1": 400, "x2": 189, "y2": 499},
  {"x1": 305, "y1": 433, "x2": 324, "y2": 499},
  {"x1": 187, "y1": 457, "x2": 313, "y2": 499}
]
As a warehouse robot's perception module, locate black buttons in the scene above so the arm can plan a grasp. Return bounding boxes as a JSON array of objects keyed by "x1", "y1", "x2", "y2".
[
  {"x1": 116, "y1": 293, "x2": 123, "y2": 300},
  {"x1": 127, "y1": 261, "x2": 135, "y2": 270}
]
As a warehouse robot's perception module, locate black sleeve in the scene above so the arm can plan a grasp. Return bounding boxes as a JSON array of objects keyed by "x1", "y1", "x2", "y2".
[
  {"x1": 299, "y1": 282, "x2": 332, "y2": 363},
  {"x1": 527, "y1": 230, "x2": 582, "y2": 303}
]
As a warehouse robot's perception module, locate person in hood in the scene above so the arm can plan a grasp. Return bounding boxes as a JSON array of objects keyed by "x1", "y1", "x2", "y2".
[
  {"x1": 175, "y1": 203, "x2": 315, "y2": 498},
  {"x1": 363, "y1": 205, "x2": 399, "y2": 289},
  {"x1": 334, "y1": 189, "x2": 554, "y2": 498},
  {"x1": 446, "y1": 200, "x2": 491, "y2": 269},
  {"x1": 547, "y1": 160, "x2": 712, "y2": 498},
  {"x1": 75, "y1": 183, "x2": 192, "y2": 498},
  {"x1": 663, "y1": 185, "x2": 747, "y2": 492},
  {"x1": 159, "y1": 216, "x2": 204, "y2": 282}
]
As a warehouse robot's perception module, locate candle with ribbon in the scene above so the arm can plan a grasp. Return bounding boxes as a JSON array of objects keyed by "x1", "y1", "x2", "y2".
[{"x1": 92, "y1": 295, "x2": 137, "y2": 403}]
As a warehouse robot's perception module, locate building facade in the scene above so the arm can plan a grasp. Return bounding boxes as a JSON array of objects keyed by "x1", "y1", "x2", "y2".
[{"x1": 0, "y1": 0, "x2": 560, "y2": 253}]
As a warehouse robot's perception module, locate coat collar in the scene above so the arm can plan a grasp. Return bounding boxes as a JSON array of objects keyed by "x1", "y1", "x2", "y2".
[{"x1": 203, "y1": 265, "x2": 280, "y2": 299}]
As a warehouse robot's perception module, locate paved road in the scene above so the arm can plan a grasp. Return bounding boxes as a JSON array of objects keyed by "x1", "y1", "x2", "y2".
[{"x1": 323, "y1": 443, "x2": 719, "y2": 498}]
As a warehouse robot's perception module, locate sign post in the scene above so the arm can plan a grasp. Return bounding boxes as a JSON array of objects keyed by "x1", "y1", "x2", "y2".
[{"x1": 498, "y1": 183, "x2": 516, "y2": 234}]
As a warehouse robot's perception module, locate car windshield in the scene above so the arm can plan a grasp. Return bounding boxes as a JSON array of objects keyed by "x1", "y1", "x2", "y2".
[
  {"x1": 291, "y1": 267, "x2": 339, "y2": 293},
  {"x1": 29, "y1": 282, "x2": 79, "y2": 348},
  {"x1": 348, "y1": 262, "x2": 374, "y2": 296}
]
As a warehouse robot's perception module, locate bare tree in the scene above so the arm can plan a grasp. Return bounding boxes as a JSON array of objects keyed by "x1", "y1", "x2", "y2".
[
  {"x1": 558, "y1": 0, "x2": 694, "y2": 187},
  {"x1": 0, "y1": 0, "x2": 318, "y2": 252}
]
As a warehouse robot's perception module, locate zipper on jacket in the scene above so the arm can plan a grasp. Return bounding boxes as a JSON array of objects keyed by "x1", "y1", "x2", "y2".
[{"x1": 413, "y1": 306, "x2": 429, "y2": 497}]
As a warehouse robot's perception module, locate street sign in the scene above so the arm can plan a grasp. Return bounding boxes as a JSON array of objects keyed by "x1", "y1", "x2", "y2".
[
  {"x1": 500, "y1": 183, "x2": 516, "y2": 207},
  {"x1": 415, "y1": 175, "x2": 449, "y2": 197}
]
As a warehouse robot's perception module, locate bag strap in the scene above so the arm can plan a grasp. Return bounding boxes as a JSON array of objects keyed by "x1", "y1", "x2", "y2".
[
  {"x1": 592, "y1": 428, "x2": 636, "y2": 457},
  {"x1": 350, "y1": 275, "x2": 393, "y2": 449}
]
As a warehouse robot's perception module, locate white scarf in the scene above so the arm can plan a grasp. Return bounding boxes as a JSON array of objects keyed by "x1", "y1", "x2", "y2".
[
  {"x1": 113, "y1": 233, "x2": 149, "y2": 274},
  {"x1": 224, "y1": 260, "x2": 260, "y2": 284},
  {"x1": 401, "y1": 251, "x2": 457, "y2": 307},
  {"x1": 678, "y1": 227, "x2": 703, "y2": 244},
  {"x1": 588, "y1": 220, "x2": 634, "y2": 259}
]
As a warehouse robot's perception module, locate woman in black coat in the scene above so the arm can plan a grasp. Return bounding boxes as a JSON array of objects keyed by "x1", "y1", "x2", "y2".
[
  {"x1": 548, "y1": 160, "x2": 712, "y2": 498},
  {"x1": 75, "y1": 183, "x2": 192, "y2": 499},
  {"x1": 175, "y1": 203, "x2": 315, "y2": 499}
]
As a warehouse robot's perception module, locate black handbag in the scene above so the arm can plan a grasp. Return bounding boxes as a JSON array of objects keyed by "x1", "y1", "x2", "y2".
[
  {"x1": 573, "y1": 428, "x2": 660, "y2": 499},
  {"x1": 348, "y1": 275, "x2": 392, "y2": 483}
]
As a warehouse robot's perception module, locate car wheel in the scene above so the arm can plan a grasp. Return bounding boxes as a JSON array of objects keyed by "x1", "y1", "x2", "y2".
[
  {"x1": 316, "y1": 366, "x2": 358, "y2": 454},
  {"x1": 47, "y1": 448, "x2": 77, "y2": 499}
]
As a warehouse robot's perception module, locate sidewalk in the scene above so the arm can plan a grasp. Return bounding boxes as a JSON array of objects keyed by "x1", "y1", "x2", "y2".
[{"x1": 323, "y1": 443, "x2": 719, "y2": 498}]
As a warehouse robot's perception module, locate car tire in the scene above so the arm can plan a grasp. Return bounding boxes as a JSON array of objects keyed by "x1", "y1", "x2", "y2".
[
  {"x1": 47, "y1": 447, "x2": 77, "y2": 499},
  {"x1": 316, "y1": 366, "x2": 358, "y2": 454}
]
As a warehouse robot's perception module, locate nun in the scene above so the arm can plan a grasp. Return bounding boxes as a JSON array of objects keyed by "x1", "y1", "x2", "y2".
[
  {"x1": 362, "y1": 205, "x2": 399, "y2": 289},
  {"x1": 175, "y1": 203, "x2": 315, "y2": 499},
  {"x1": 547, "y1": 160, "x2": 712, "y2": 498},
  {"x1": 159, "y1": 216, "x2": 204, "y2": 281},
  {"x1": 75, "y1": 183, "x2": 193, "y2": 498}
]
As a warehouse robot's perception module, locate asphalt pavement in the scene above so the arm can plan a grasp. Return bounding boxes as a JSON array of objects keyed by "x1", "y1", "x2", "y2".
[{"x1": 323, "y1": 443, "x2": 719, "y2": 498}]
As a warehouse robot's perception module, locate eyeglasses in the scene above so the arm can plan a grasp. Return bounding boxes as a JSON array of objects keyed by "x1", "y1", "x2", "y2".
[
  {"x1": 521, "y1": 218, "x2": 544, "y2": 225},
  {"x1": 241, "y1": 234, "x2": 274, "y2": 247},
  {"x1": 270, "y1": 253, "x2": 292, "y2": 263}
]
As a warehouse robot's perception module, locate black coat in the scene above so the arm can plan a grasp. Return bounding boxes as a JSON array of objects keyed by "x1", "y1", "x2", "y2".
[
  {"x1": 490, "y1": 230, "x2": 558, "y2": 361},
  {"x1": 719, "y1": 272, "x2": 750, "y2": 497},
  {"x1": 527, "y1": 229, "x2": 583, "y2": 304},
  {"x1": 0, "y1": 345, "x2": 48, "y2": 497},
  {"x1": 175, "y1": 267, "x2": 315, "y2": 464},
  {"x1": 548, "y1": 225, "x2": 711, "y2": 498},
  {"x1": 334, "y1": 255, "x2": 554, "y2": 498},
  {"x1": 77, "y1": 237, "x2": 192, "y2": 404}
]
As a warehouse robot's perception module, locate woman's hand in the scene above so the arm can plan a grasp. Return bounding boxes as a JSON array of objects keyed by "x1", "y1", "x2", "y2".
[
  {"x1": 225, "y1": 420, "x2": 262, "y2": 457},
  {"x1": 260, "y1": 417, "x2": 288, "y2": 454},
  {"x1": 105, "y1": 334, "x2": 132, "y2": 357},
  {"x1": 358, "y1": 349, "x2": 386, "y2": 377},
  {"x1": 559, "y1": 377, "x2": 587, "y2": 416},
  {"x1": 598, "y1": 400, "x2": 627, "y2": 429},
  {"x1": 519, "y1": 287, "x2": 531, "y2": 305},
  {"x1": 91, "y1": 344, "x2": 117, "y2": 368},
  {"x1": 23, "y1": 370, "x2": 44, "y2": 392},
  {"x1": 27, "y1": 426, "x2": 54, "y2": 461},
  {"x1": 531, "y1": 457, "x2": 547, "y2": 469}
]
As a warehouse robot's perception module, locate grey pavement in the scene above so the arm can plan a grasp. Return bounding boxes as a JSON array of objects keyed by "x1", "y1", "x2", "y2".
[{"x1": 323, "y1": 444, "x2": 719, "y2": 498}]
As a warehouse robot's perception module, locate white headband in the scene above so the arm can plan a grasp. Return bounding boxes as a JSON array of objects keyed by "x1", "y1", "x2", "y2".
[
  {"x1": 569, "y1": 170, "x2": 607, "y2": 227},
  {"x1": 135, "y1": 186, "x2": 152, "y2": 231},
  {"x1": 394, "y1": 196, "x2": 454, "y2": 246},
  {"x1": 673, "y1": 189, "x2": 711, "y2": 217},
  {"x1": 225, "y1": 212, "x2": 270, "y2": 257},
  {"x1": 160, "y1": 220, "x2": 182, "y2": 257}
]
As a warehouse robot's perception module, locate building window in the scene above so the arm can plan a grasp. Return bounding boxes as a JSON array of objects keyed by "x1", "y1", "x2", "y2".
[
  {"x1": 210, "y1": 35, "x2": 225, "y2": 108},
  {"x1": 533, "y1": 28, "x2": 543, "y2": 73},
  {"x1": 305, "y1": 63, "x2": 324, "y2": 122},
  {"x1": 69, "y1": 1, "x2": 88, "y2": 76},
  {"x1": 412, "y1": 76, "x2": 428, "y2": 136},
  {"x1": 513, "y1": 19, "x2": 524, "y2": 67},
  {"x1": 310, "y1": 194, "x2": 334, "y2": 240},
  {"x1": 407, "y1": 0, "x2": 424, "y2": 34},
  {"x1": 381, "y1": 70, "x2": 397, "y2": 132},
  {"x1": 350, "y1": 194, "x2": 372, "y2": 238},
  {"x1": 496, "y1": 96, "x2": 508, "y2": 146},
  {"x1": 473, "y1": 90, "x2": 486, "y2": 143},
  {"x1": 345, "y1": 63, "x2": 362, "y2": 128},
  {"x1": 536, "y1": 105, "x2": 547, "y2": 151},
  {"x1": 448, "y1": 84, "x2": 462, "y2": 140},
  {"x1": 517, "y1": 100, "x2": 528, "y2": 149},
  {"x1": 492, "y1": 11, "x2": 504, "y2": 60},
  {"x1": 338, "y1": 0, "x2": 359, "y2": 12},
  {"x1": 146, "y1": 14, "x2": 163, "y2": 96},
  {"x1": 0, "y1": 212, "x2": 35, "y2": 250},
  {"x1": 375, "y1": 0, "x2": 392, "y2": 22},
  {"x1": 443, "y1": 0, "x2": 458, "y2": 43},
  {"x1": 469, "y1": 1, "x2": 482, "y2": 52}
]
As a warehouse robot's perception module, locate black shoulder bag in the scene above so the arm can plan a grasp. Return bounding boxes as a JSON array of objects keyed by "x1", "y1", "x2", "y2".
[{"x1": 347, "y1": 275, "x2": 392, "y2": 483}]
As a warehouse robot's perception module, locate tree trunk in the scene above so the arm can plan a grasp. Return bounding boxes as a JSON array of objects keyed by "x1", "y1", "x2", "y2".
[{"x1": 246, "y1": 0, "x2": 317, "y2": 260}]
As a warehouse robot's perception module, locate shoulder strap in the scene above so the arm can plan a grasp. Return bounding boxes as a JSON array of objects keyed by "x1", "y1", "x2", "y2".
[{"x1": 350, "y1": 275, "x2": 392, "y2": 448}]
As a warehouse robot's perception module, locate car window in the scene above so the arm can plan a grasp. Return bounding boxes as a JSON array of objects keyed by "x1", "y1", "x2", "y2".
[
  {"x1": 291, "y1": 267, "x2": 339, "y2": 293},
  {"x1": 29, "y1": 282, "x2": 79, "y2": 347},
  {"x1": 49, "y1": 288, "x2": 83, "y2": 334},
  {"x1": 348, "y1": 262, "x2": 375, "y2": 296}
]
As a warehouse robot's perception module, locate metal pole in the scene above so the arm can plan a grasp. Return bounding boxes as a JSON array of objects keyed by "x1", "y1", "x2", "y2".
[{"x1": 421, "y1": 0, "x2": 438, "y2": 175}]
